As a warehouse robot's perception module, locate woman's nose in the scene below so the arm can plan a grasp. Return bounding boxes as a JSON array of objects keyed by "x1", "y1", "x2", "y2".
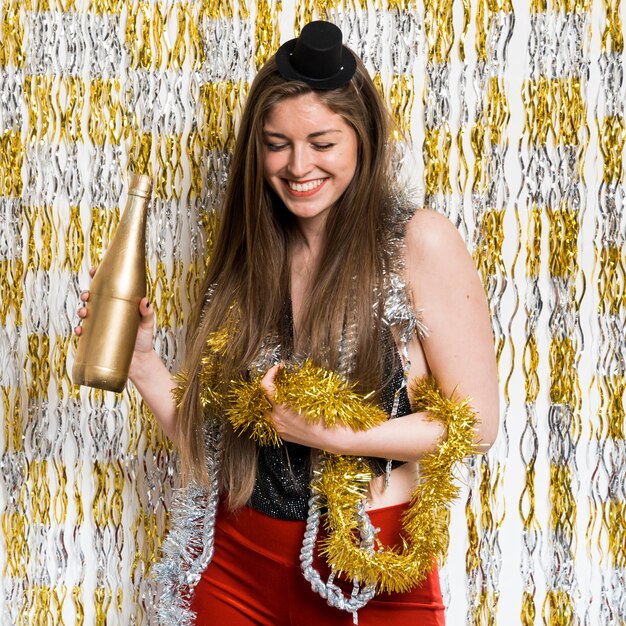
[{"x1": 287, "y1": 145, "x2": 311, "y2": 178}]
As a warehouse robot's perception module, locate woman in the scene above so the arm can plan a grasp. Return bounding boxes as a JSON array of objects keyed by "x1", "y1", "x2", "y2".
[{"x1": 77, "y1": 20, "x2": 499, "y2": 626}]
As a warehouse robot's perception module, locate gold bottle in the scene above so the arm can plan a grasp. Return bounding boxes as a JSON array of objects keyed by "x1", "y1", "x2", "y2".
[{"x1": 72, "y1": 172, "x2": 153, "y2": 392}]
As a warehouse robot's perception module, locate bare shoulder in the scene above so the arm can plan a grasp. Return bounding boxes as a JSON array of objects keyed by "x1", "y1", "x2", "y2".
[{"x1": 403, "y1": 209, "x2": 474, "y2": 281}]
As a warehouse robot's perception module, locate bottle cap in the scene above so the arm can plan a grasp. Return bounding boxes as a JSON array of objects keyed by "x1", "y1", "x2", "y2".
[{"x1": 128, "y1": 172, "x2": 153, "y2": 198}]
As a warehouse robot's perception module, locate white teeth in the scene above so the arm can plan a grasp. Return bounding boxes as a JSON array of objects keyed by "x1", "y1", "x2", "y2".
[{"x1": 288, "y1": 179, "x2": 324, "y2": 192}]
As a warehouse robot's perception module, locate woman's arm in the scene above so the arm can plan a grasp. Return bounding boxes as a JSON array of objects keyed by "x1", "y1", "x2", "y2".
[
  {"x1": 263, "y1": 209, "x2": 499, "y2": 461},
  {"x1": 127, "y1": 302, "x2": 179, "y2": 442}
]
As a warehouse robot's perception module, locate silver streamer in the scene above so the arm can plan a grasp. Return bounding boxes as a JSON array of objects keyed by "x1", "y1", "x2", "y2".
[
  {"x1": 590, "y1": 7, "x2": 626, "y2": 624},
  {"x1": 464, "y1": 7, "x2": 514, "y2": 623}
]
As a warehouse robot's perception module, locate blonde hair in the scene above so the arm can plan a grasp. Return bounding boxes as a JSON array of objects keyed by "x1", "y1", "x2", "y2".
[{"x1": 177, "y1": 54, "x2": 398, "y2": 508}]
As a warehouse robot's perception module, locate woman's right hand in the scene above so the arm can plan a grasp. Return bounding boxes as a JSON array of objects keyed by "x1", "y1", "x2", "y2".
[{"x1": 74, "y1": 268, "x2": 155, "y2": 359}]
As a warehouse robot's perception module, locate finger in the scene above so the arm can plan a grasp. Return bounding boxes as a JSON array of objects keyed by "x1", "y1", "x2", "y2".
[
  {"x1": 139, "y1": 297, "x2": 153, "y2": 318},
  {"x1": 74, "y1": 325, "x2": 83, "y2": 336},
  {"x1": 80, "y1": 290, "x2": 89, "y2": 302},
  {"x1": 89, "y1": 267, "x2": 96, "y2": 278},
  {"x1": 78, "y1": 307, "x2": 87, "y2": 319},
  {"x1": 260, "y1": 364, "x2": 282, "y2": 397}
]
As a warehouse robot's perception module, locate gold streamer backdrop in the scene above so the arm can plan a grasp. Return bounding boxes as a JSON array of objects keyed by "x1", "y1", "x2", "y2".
[{"x1": 0, "y1": 1, "x2": 624, "y2": 624}]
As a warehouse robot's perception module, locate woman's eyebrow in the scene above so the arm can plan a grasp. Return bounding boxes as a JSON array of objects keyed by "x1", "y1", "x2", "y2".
[{"x1": 262, "y1": 129, "x2": 342, "y2": 139}]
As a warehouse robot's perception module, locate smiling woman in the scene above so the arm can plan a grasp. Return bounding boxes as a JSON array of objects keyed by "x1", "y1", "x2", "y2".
[{"x1": 76, "y1": 19, "x2": 498, "y2": 626}]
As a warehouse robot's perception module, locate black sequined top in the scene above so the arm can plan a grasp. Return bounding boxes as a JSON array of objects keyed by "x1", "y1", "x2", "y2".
[{"x1": 248, "y1": 315, "x2": 412, "y2": 520}]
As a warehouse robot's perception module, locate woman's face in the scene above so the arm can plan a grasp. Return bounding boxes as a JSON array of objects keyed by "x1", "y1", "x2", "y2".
[{"x1": 263, "y1": 92, "x2": 358, "y2": 232}]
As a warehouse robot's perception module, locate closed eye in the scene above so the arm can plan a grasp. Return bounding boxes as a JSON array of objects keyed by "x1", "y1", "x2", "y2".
[
  {"x1": 313, "y1": 143, "x2": 334, "y2": 151},
  {"x1": 265, "y1": 143, "x2": 288, "y2": 152}
]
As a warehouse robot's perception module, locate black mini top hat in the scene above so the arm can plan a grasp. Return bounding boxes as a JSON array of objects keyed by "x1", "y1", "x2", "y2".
[{"x1": 275, "y1": 20, "x2": 357, "y2": 90}]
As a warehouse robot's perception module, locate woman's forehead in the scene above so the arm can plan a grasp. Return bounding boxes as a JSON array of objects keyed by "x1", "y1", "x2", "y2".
[{"x1": 263, "y1": 93, "x2": 346, "y2": 130}]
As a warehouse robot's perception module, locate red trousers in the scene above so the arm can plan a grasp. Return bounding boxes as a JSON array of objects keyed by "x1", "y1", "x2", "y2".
[{"x1": 190, "y1": 501, "x2": 446, "y2": 625}]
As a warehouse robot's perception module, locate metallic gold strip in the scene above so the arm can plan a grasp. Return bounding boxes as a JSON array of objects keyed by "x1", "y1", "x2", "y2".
[
  {"x1": 552, "y1": 0, "x2": 591, "y2": 12},
  {"x1": 152, "y1": 2, "x2": 166, "y2": 69},
  {"x1": 1, "y1": 511, "x2": 29, "y2": 578},
  {"x1": 474, "y1": 208, "x2": 506, "y2": 281},
  {"x1": 423, "y1": 0, "x2": 454, "y2": 65},
  {"x1": 53, "y1": 586, "x2": 67, "y2": 624},
  {"x1": 600, "y1": 0, "x2": 624, "y2": 53},
  {"x1": 0, "y1": 131, "x2": 24, "y2": 196},
  {"x1": 601, "y1": 375, "x2": 625, "y2": 441},
  {"x1": 53, "y1": 459, "x2": 69, "y2": 525},
  {"x1": 129, "y1": 132, "x2": 153, "y2": 177},
  {"x1": 72, "y1": 586, "x2": 85, "y2": 626},
  {"x1": 94, "y1": 587, "x2": 112, "y2": 625},
  {"x1": 522, "y1": 77, "x2": 554, "y2": 146},
  {"x1": 24, "y1": 75, "x2": 56, "y2": 144},
  {"x1": 255, "y1": 0, "x2": 280, "y2": 70},
  {"x1": 65, "y1": 205, "x2": 85, "y2": 273},
  {"x1": 423, "y1": 126, "x2": 452, "y2": 196},
  {"x1": 422, "y1": 0, "x2": 454, "y2": 205},
  {"x1": 90, "y1": 0, "x2": 123, "y2": 14},
  {"x1": 154, "y1": 259, "x2": 183, "y2": 329},
  {"x1": 186, "y1": 130, "x2": 203, "y2": 202},
  {"x1": 0, "y1": 261, "x2": 9, "y2": 325},
  {"x1": 486, "y1": 76, "x2": 509, "y2": 146},
  {"x1": 41, "y1": 203, "x2": 56, "y2": 272},
  {"x1": 195, "y1": 81, "x2": 247, "y2": 152},
  {"x1": 154, "y1": 133, "x2": 185, "y2": 201},
  {"x1": 139, "y1": 2, "x2": 154, "y2": 69},
  {"x1": 30, "y1": 460, "x2": 52, "y2": 525},
  {"x1": 26, "y1": 334, "x2": 51, "y2": 401},
  {"x1": 24, "y1": 204, "x2": 38, "y2": 272},
  {"x1": 521, "y1": 591, "x2": 537, "y2": 624},
  {"x1": 0, "y1": 0, "x2": 25, "y2": 68},
  {"x1": 23, "y1": 585, "x2": 54, "y2": 625},
  {"x1": 527, "y1": 205, "x2": 543, "y2": 279},
  {"x1": 111, "y1": 461, "x2": 124, "y2": 527},
  {"x1": 1, "y1": 386, "x2": 10, "y2": 446},
  {"x1": 556, "y1": 77, "x2": 585, "y2": 146},
  {"x1": 549, "y1": 337, "x2": 577, "y2": 405},
  {"x1": 607, "y1": 499, "x2": 626, "y2": 568},
  {"x1": 59, "y1": 77, "x2": 86, "y2": 144},
  {"x1": 10, "y1": 258, "x2": 24, "y2": 327},
  {"x1": 548, "y1": 208, "x2": 580, "y2": 279},
  {"x1": 523, "y1": 335, "x2": 540, "y2": 401},
  {"x1": 201, "y1": 0, "x2": 235, "y2": 19},
  {"x1": 88, "y1": 78, "x2": 123, "y2": 146},
  {"x1": 543, "y1": 589, "x2": 576, "y2": 626},
  {"x1": 185, "y1": 2, "x2": 204, "y2": 69},
  {"x1": 92, "y1": 461, "x2": 110, "y2": 527},
  {"x1": 89, "y1": 206, "x2": 120, "y2": 269},
  {"x1": 388, "y1": 0, "x2": 416, "y2": 9},
  {"x1": 169, "y1": 2, "x2": 189, "y2": 70},
  {"x1": 74, "y1": 471, "x2": 84, "y2": 525},
  {"x1": 599, "y1": 115, "x2": 625, "y2": 184},
  {"x1": 388, "y1": 74, "x2": 414, "y2": 141},
  {"x1": 549, "y1": 463, "x2": 576, "y2": 529}
]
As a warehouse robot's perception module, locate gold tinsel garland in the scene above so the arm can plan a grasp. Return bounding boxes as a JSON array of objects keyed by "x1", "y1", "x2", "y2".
[
  {"x1": 318, "y1": 379, "x2": 478, "y2": 593},
  {"x1": 211, "y1": 361, "x2": 477, "y2": 594},
  {"x1": 226, "y1": 361, "x2": 389, "y2": 446}
]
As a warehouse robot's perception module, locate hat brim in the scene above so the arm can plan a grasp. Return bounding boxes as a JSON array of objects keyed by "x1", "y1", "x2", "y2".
[{"x1": 275, "y1": 38, "x2": 357, "y2": 90}]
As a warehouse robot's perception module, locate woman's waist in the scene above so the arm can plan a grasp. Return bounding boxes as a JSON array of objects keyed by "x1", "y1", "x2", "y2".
[
  {"x1": 217, "y1": 497, "x2": 414, "y2": 567},
  {"x1": 366, "y1": 461, "x2": 419, "y2": 510}
]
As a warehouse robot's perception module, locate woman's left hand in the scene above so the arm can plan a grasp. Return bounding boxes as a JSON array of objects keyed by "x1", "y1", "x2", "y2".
[{"x1": 260, "y1": 364, "x2": 348, "y2": 452}]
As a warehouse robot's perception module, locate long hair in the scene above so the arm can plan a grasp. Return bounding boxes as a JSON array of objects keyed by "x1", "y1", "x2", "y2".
[{"x1": 177, "y1": 54, "x2": 397, "y2": 507}]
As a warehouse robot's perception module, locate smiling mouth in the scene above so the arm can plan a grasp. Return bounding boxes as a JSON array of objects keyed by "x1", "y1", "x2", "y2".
[{"x1": 285, "y1": 178, "x2": 327, "y2": 194}]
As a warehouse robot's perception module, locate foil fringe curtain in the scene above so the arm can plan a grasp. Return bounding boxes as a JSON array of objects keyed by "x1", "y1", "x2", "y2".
[{"x1": 0, "y1": 1, "x2": 624, "y2": 624}]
